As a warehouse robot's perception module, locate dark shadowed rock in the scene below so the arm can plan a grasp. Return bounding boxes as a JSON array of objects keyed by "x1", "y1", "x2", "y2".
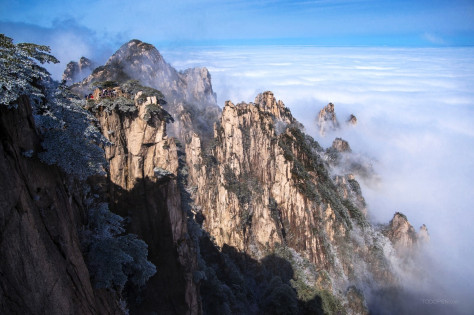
[{"x1": 0, "y1": 96, "x2": 120, "y2": 315}]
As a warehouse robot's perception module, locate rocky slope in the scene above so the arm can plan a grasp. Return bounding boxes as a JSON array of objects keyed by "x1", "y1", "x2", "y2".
[{"x1": 0, "y1": 97, "x2": 120, "y2": 315}]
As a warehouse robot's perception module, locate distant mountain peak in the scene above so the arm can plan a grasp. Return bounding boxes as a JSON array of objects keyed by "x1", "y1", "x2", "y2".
[
  {"x1": 62, "y1": 56, "x2": 95, "y2": 85},
  {"x1": 347, "y1": 114, "x2": 357, "y2": 125},
  {"x1": 317, "y1": 102, "x2": 340, "y2": 136},
  {"x1": 254, "y1": 91, "x2": 293, "y2": 123}
]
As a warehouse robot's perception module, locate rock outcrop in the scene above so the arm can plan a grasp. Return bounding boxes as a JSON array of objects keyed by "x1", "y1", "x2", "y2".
[
  {"x1": 384, "y1": 212, "x2": 429, "y2": 254},
  {"x1": 317, "y1": 102, "x2": 340, "y2": 136},
  {"x1": 331, "y1": 137, "x2": 352, "y2": 153},
  {"x1": 326, "y1": 137, "x2": 378, "y2": 181},
  {"x1": 62, "y1": 57, "x2": 96, "y2": 85},
  {"x1": 347, "y1": 114, "x2": 358, "y2": 125},
  {"x1": 93, "y1": 91, "x2": 200, "y2": 314},
  {"x1": 184, "y1": 91, "x2": 399, "y2": 311},
  {"x1": 73, "y1": 39, "x2": 220, "y2": 142},
  {"x1": 0, "y1": 96, "x2": 120, "y2": 315}
]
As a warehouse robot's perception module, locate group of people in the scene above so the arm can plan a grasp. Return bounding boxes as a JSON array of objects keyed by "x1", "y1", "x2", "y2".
[
  {"x1": 84, "y1": 87, "x2": 129, "y2": 100},
  {"x1": 99, "y1": 88, "x2": 118, "y2": 98}
]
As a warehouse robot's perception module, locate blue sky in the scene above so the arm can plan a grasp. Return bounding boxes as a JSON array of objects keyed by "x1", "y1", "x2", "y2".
[{"x1": 1, "y1": 0, "x2": 474, "y2": 48}]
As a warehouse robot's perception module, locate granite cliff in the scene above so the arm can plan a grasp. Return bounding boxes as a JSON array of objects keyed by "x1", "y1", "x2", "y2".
[{"x1": 1, "y1": 36, "x2": 432, "y2": 314}]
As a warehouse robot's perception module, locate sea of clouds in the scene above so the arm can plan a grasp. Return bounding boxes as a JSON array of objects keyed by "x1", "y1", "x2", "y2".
[{"x1": 162, "y1": 46, "x2": 474, "y2": 313}]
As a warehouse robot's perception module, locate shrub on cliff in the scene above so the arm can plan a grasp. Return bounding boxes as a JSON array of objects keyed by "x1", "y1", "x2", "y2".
[
  {"x1": 0, "y1": 33, "x2": 58, "y2": 107},
  {"x1": 36, "y1": 84, "x2": 109, "y2": 179},
  {"x1": 1, "y1": 34, "x2": 108, "y2": 179},
  {"x1": 82, "y1": 203, "x2": 156, "y2": 291},
  {"x1": 261, "y1": 276, "x2": 298, "y2": 315}
]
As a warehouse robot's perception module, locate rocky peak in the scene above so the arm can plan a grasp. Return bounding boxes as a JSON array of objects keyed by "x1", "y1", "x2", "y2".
[
  {"x1": 62, "y1": 56, "x2": 95, "y2": 85},
  {"x1": 385, "y1": 212, "x2": 429, "y2": 253},
  {"x1": 254, "y1": 91, "x2": 292, "y2": 123},
  {"x1": 72, "y1": 39, "x2": 220, "y2": 143},
  {"x1": 179, "y1": 67, "x2": 217, "y2": 106},
  {"x1": 347, "y1": 114, "x2": 357, "y2": 125},
  {"x1": 317, "y1": 102, "x2": 340, "y2": 136},
  {"x1": 331, "y1": 137, "x2": 352, "y2": 153},
  {"x1": 106, "y1": 39, "x2": 166, "y2": 68},
  {"x1": 418, "y1": 224, "x2": 430, "y2": 244}
]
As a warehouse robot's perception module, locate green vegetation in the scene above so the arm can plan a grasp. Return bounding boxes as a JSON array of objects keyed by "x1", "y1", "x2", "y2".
[
  {"x1": 82, "y1": 202, "x2": 156, "y2": 292},
  {"x1": 342, "y1": 199, "x2": 367, "y2": 228},
  {"x1": 223, "y1": 165, "x2": 252, "y2": 207},
  {"x1": 92, "y1": 80, "x2": 119, "y2": 89},
  {"x1": 271, "y1": 246, "x2": 345, "y2": 315},
  {"x1": 93, "y1": 97, "x2": 137, "y2": 114},
  {"x1": 143, "y1": 103, "x2": 173, "y2": 123},
  {"x1": 120, "y1": 79, "x2": 164, "y2": 100},
  {"x1": 277, "y1": 124, "x2": 355, "y2": 229},
  {"x1": 0, "y1": 35, "x2": 108, "y2": 179},
  {"x1": 262, "y1": 276, "x2": 298, "y2": 314},
  {"x1": 348, "y1": 178, "x2": 362, "y2": 196},
  {"x1": 1, "y1": 33, "x2": 59, "y2": 107}
]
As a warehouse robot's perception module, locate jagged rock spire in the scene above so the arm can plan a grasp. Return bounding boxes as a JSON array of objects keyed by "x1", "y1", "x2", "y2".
[
  {"x1": 317, "y1": 102, "x2": 340, "y2": 136},
  {"x1": 62, "y1": 56, "x2": 95, "y2": 85}
]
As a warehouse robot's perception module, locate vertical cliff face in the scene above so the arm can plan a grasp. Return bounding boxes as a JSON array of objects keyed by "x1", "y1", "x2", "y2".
[
  {"x1": 93, "y1": 93, "x2": 200, "y2": 314},
  {"x1": 0, "y1": 97, "x2": 120, "y2": 315},
  {"x1": 184, "y1": 92, "x2": 398, "y2": 303}
]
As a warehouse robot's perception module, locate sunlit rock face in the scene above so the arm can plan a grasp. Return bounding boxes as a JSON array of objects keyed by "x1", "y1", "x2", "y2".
[
  {"x1": 384, "y1": 212, "x2": 430, "y2": 257},
  {"x1": 93, "y1": 92, "x2": 200, "y2": 314},
  {"x1": 317, "y1": 102, "x2": 340, "y2": 136},
  {"x1": 386, "y1": 212, "x2": 418, "y2": 251},
  {"x1": 184, "y1": 91, "x2": 407, "y2": 295}
]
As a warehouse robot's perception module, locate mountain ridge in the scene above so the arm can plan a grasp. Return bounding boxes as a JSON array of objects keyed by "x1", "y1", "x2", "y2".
[{"x1": 0, "y1": 35, "x2": 439, "y2": 315}]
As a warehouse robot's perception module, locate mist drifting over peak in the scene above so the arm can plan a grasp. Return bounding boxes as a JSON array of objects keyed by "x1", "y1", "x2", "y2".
[{"x1": 162, "y1": 45, "x2": 474, "y2": 313}]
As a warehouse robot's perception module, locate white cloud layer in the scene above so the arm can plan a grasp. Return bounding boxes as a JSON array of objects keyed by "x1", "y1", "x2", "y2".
[{"x1": 163, "y1": 45, "x2": 474, "y2": 312}]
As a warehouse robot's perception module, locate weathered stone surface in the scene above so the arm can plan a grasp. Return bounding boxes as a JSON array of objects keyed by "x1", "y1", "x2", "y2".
[
  {"x1": 0, "y1": 96, "x2": 120, "y2": 315},
  {"x1": 95, "y1": 95, "x2": 200, "y2": 314},
  {"x1": 187, "y1": 92, "x2": 364, "y2": 274},
  {"x1": 332, "y1": 137, "x2": 352, "y2": 153},
  {"x1": 384, "y1": 212, "x2": 429, "y2": 255}
]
